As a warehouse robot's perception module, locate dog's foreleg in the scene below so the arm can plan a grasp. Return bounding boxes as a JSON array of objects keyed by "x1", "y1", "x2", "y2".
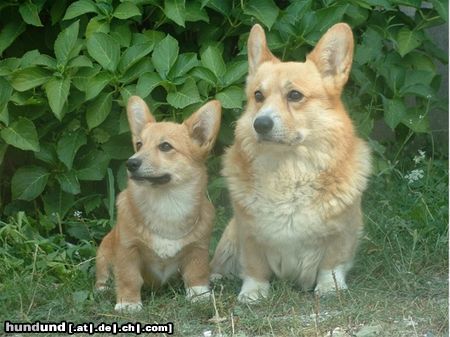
[
  {"x1": 181, "y1": 246, "x2": 211, "y2": 302},
  {"x1": 237, "y1": 235, "x2": 272, "y2": 303},
  {"x1": 114, "y1": 247, "x2": 144, "y2": 312}
]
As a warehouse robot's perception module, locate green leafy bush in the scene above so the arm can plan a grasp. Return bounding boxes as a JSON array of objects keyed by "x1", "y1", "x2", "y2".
[{"x1": 0, "y1": 0, "x2": 447, "y2": 224}]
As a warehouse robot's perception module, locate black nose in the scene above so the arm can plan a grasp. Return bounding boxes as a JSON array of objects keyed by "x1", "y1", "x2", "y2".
[
  {"x1": 126, "y1": 158, "x2": 142, "y2": 172},
  {"x1": 253, "y1": 116, "x2": 274, "y2": 134}
]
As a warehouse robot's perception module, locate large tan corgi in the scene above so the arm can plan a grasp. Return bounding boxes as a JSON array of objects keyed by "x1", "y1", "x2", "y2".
[
  {"x1": 211, "y1": 23, "x2": 371, "y2": 303},
  {"x1": 96, "y1": 96, "x2": 221, "y2": 311}
]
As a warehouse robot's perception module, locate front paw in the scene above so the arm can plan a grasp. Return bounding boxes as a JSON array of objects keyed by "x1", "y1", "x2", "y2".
[
  {"x1": 237, "y1": 277, "x2": 269, "y2": 303},
  {"x1": 186, "y1": 285, "x2": 211, "y2": 303},
  {"x1": 314, "y1": 268, "x2": 348, "y2": 296},
  {"x1": 114, "y1": 301, "x2": 143, "y2": 312}
]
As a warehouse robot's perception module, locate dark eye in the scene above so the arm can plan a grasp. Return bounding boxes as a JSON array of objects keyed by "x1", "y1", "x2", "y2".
[
  {"x1": 287, "y1": 90, "x2": 303, "y2": 102},
  {"x1": 254, "y1": 90, "x2": 264, "y2": 103},
  {"x1": 158, "y1": 142, "x2": 173, "y2": 152},
  {"x1": 135, "y1": 141, "x2": 143, "y2": 151}
]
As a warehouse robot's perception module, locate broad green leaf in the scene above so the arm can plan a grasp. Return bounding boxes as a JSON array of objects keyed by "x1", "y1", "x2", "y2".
[
  {"x1": 21, "y1": 50, "x2": 56, "y2": 69},
  {"x1": 0, "y1": 77, "x2": 12, "y2": 106},
  {"x1": 42, "y1": 189, "x2": 75, "y2": 219},
  {"x1": 136, "y1": 72, "x2": 162, "y2": 98},
  {"x1": 76, "y1": 149, "x2": 110, "y2": 181},
  {"x1": 314, "y1": 5, "x2": 349, "y2": 33},
  {"x1": 0, "y1": 77, "x2": 11, "y2": 125},
  {"x1": 56, "y1": 171, "x2": 81, "y2": 195},
  {"x1": 85, "y1": 17, "x2": 110, "y2": 38},
  {"x1": 118, "y1": 43, "x2": 154, "y2": 74},
  {"x1": 166, "y1": 78, "x2": 201, "y2": 108},
  {"x1": 35, "y1": 142, "x2": 57, "y2": 164},
  {"x1": 203, "y1": 0, "x2": 231, "y2": 16},
  {"x1": 0, "y1": 117, "x2": 39, "y2": 151},
  {"x1": 164, "y1": 0, "x2": 186, "y2": 27},
  {"x1": 12, "y1": 166, "x2": 50, "y2": 201},
  {"x1": 111, "y1": 23, "x2": 132, "y2": 48},
  {"x1": 0, "y1": 58, "x2": 20, "y2": 76},
  {"x1": 201, "y1": 45, "x2": 226, "y2": 78},
  {"x1": 223, "y1": 61, "x2": 248, "y2": 86},
  {"x1": 191, "y1": 66, "x2": 217, "y2": 85},
  {"x1": 85, "y1": 71, "x2": 114, "y2": 100},
  {"x1": 50, "y1": 0, "x2": 68, "y2": 25},
  {"x1": 243, "y1": 0, "x2": 279, "y2": 29},
  {"x1": 216, "y1": 86, "x2": 245, "y2": 109},
  {"x1": 11, "y1": 67, "x2": 51, "y2": 92},
  {"x1": 87, "y1": 32, "x2": 120, "y2": 72},
  {"x1": 152, "y1": 34, "x2": 179, "y2": 79},
  {"x1": 56, "y1": 129, "x2": 87, "y2": 170},
  {"x1": 63, "y1": 0, "x2": 98, "y2": 20},
  {"x1": 142, "y1": 30, "x2": 165, "y2": 45},
  {"x1": 120, "y1": 85, "x2": 135, "y2": 105},
  {"x1": 120, "y1": 58, "x2": 153, "y2": 84},
  {"x1": 54, "y1": 21, "x2": 80, "y2": 66},
  {"x1": 86, "y1": 92, "x2": 113, "y2": 130},
  {"x1": 72, "y1": 66, "x2": 100, "y2": 91},
  {"x1": 169, "y1": 53, "x2": 199, "y2": 79},
  {"x1": 117, "y1": 162, "x2": 128, "y2": 191},
  {"x1": 113, "y1": 1, "x2": 141, "y2": 19},
  {"x1": 19, "y1": 2, "x2": 43, "y2": 27},
  {"x1": 382, "y1": 97, "x2": 406, "y2": 130},
  {"x1": 185, "y1": 1, "x2": 209, "y2": 22},
  {"x1": 401, "y1": 108, "x2": 429, "y2": 133},
  {"x1": 396, "y1": 28, "x2": 423, "y2": 57},
  {"x1": 102, "y1": 133, "x2": 133, "y2": 160},
  {"x1": 45, "y1": 77, "x2": 71, "y2": 120},
  {"x1": 0, "y1": 143, "x2": 8, "y2": 165},
  {"x1": 0, "y1": 104, "x2": 8, "y2": 125},
  {"x1": 432, "y1": 0, "x2": 448, "y2": 22},
  {"x1": 67, "y1": 55, "x2": 93, "y2": 69},
  {"x1": 0, "y1": 21, "x2": 26, "y2": 55}
]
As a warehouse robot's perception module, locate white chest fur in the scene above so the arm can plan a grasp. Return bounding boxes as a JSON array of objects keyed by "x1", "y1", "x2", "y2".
[
  {"x1": 151, "y1": 234, "x2": 185, "y2": 259},
  {"x1": 148, "y1": 261, "x2": 179, "y2": 284},
  {"x1": 244, "y1": 156, "x2": 324, "y2": 244},
  {"x1": 133, "y1": 179, "x2": 200, "y2": 239}
]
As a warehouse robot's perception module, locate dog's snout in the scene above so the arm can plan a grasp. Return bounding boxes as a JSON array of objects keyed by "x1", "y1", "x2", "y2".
[
  {"x1": 126, "y1": 158, "x2": 142, "y2": 172},
  {"x1": 254, "y1": 116, "x2": 274, "y2": 134}
]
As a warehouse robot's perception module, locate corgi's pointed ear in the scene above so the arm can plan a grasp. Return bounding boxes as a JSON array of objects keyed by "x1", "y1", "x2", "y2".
[
  {"x1": 184, "y1": 100, "x2": 221, "y2": 154},
  {"x1": 307, "y1": 23, "x2": 354, "y2": 93},
  {"x1": 127, "y1": 96, "x2": 155, "y2": 149},
  {"x1": 248, "y1": 24, "x2": 279, "y2": 76}
]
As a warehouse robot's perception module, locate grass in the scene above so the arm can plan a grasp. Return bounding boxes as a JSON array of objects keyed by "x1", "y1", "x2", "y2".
[{"x1": 0, "y1": 151, "x2": 448, "y2": 337}]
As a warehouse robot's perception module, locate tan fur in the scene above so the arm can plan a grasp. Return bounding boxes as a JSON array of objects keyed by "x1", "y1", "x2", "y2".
[
  {"x1": 211, "y1": 23, "x2": 371, "y2": 301},
  {"x1": 96, "y1": 96, "x2": 221, "y2": 311}
]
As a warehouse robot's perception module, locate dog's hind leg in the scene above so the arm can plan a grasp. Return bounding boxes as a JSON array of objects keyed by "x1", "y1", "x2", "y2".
[
  {"x1": 210, "y1": 218, "x2": 240, "y2": 280},
  {"x1": 95, "y1": 230, "x2": 115, "y2": 290}
]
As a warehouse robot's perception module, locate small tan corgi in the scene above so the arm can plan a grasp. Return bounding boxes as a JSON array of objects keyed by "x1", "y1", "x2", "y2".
[
  {"x1": 96, "y1": 96, "x2": 221, "y2": 312},
  {"x1": 211, "y1": 23, "x2": 371, "y2": 302}
]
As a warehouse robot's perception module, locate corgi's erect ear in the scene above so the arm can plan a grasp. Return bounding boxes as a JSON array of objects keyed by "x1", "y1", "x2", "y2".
[
  {"x1": 247, "y1": 24, "x2": 279, "y2": 76},
  {"x1": 184, "y1": 100, "x2": 221, "y2": 155},
  {"x1": 307, "y1": 23, "x2": 354, "y2": 93},
  {"x1": 127, "y1": 96, "x2": 155, "y2": 149}
]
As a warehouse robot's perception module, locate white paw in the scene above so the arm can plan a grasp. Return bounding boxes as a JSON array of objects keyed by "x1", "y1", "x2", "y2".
[
  {"x1": 114, "y1": 301, "x2": 143, "y2": 312},
  {"x1": 314, "y1": 266, "x2": 348, "y2": 296},
  {"x1": 210, "y1": 273, "x2": 223, "y2": 282},
  {"x1": 186, "y1": 285, "x2": 211, "y2": 302},
  {"x1": 237, "y1": 277, "x2": 269, "y2": 303},
  {"x1": 95, "y1": 284, "x2": 108, "y2": 291}
]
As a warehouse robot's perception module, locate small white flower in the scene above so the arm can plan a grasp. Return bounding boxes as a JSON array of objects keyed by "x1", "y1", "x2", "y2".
[
  {"x1": 413, "y1": 150, "x2": 426, "y2": 164},
  {"x1": 404, "y1": 169, "x2": 424, "y2": 184},
  {"x1": 419, "y1": 114, "x2": 424, "y2": 119},
  {"x1": 73, "y1": 210, "x2": 83, "y2": 219}
]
